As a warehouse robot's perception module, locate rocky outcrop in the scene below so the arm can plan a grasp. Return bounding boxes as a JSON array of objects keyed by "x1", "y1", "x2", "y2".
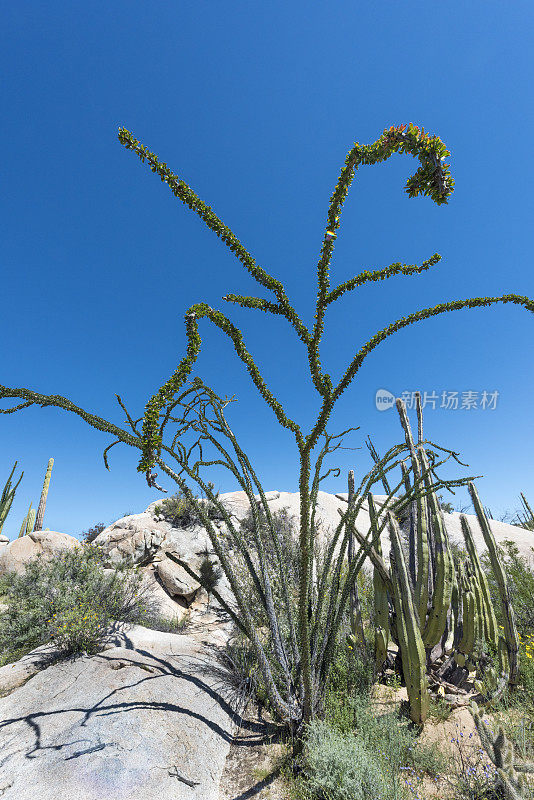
[
  {"x1": 90, "y1": 490, "x2": 534, "y2": 602},
  {"x1": 0, "y1": 531, "x2": 81, "y2": 578},
  {"x1": 0, "y1": 640, "x2": 63, "y2": 697},
  {"x1": 0, "y1": 623, "x2": 238, "y2": 800},
  {"x1": 156, "y1": 554, "x2": 202, "y2": 599}
]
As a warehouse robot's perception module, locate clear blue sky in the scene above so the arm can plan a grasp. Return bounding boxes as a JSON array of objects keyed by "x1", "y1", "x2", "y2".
[{"x1": 1, "y1": 1, "x2": 533, "y2": 541}]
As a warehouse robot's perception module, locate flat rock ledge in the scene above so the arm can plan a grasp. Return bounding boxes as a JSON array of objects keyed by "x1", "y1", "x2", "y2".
[{"x1": 0, "y1": 622, "x2": 240, "y2": 800}]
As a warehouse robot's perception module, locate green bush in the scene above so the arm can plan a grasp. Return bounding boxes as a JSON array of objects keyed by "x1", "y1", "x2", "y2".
[
  {"x1": 153, "y1": 482, "x2": 225, "y2": 528},
  {"x1": 80, "y1": 522, "x2": 107, "y2": 544},
  {"x1": 0, "y1": 543, "x2": 160, "y2": 660},
  {"x1": 303, "y1": 718, "x2": 391, "y2": 800},
  {"x1": 321, "y1": 641, "x2": 376, "y2": 732}
]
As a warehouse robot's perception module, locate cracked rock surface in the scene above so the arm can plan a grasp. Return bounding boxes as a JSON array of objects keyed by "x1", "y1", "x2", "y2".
[{"x1": 0, "y1": 622, "x2": 237, "y2": 800}]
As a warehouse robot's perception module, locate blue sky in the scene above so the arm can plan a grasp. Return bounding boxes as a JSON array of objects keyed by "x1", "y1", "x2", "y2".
[{"x1": 1, "y1": 1, "x2": 533, "y2": 541}]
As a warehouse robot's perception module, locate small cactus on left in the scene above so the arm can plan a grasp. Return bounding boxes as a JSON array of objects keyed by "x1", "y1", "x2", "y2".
[{"x1": 0, "y1": 461, "x2": 24, "y2": 538}]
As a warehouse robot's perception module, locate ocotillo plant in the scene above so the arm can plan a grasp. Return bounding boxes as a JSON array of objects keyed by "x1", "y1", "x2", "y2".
[
  {"x1": 131, "y1": 378, "x2": 479, "y2": 727},
  {"x1": 0, "y1": 462, "x2": 24, "y2": 537},
  {"x1": 0, "y1": 123, "x2": 532, "y2": 733}
]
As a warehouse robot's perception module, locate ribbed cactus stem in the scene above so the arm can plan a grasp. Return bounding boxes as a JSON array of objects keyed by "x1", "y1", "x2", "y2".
[
  {"x1": 415, "y1": 472, "x2": 430, "y2": 630},
  {"x1": 34, "y1": 458, "x2": 53, "y2": 532},
  {"x1": 368, "y1": 494, "x2": 389, "y2": 672},
  {"x1": 468, "y1": 482, "x2": 520, "y2": 685},
  {"x1": 26, "y1": 508, "x2": 36, "y2": 535},
  {"x1": 469, "y1": 571, "x2": 484, "y2": 647},
  {"x1": 400, "y1": 461, "x2": 417, "y2": 587},
  {"x1": 394, "y1": 400, "x2": 430, "y2": 630},
  {"x1": 388, "y1": 512, "x2": 429, "y2": 724},
  {"x1": 458, "y1": 587, "x2": 476, "y2": 656},
  {"x1": 18, "y1": 502, "x2": 32, "y2": 537},
  {"x1": 414, "y1": 390, "x2": 424, "y2": 443},
  {"x1": 460, "y1": 515, "x2": 499, "y2": 646},
  {"x1": 444, "y1": 564, "x2": 459, "y2": 654},
  {"x1": 0, "y1": 461, "x2": 24, "y2": 537},
  {"x1": 418, "y1": 447, "x2": 454, "y2": 649},
  {"x1": 347, "y1": 470, "x2": 365, "y2": 646}
]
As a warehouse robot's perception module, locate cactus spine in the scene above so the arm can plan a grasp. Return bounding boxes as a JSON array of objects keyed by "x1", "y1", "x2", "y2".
[
  {"x1": 468, "y1": 482, "x2": 520, "y2": 685},
  {"x1": 34, "y1": 458, "x2": 53, "y2": 532},
  {"x1": 388, "y1": 512, "x2": 429, "y2": 724}
]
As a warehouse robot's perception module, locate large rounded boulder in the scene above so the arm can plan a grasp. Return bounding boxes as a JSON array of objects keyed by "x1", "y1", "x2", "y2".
[{"x1": 0, "y1": 531, "x2": 81, "y2": 578}]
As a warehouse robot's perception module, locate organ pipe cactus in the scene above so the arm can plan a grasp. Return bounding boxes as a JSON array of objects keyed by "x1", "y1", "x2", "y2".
[
  {"x1": 388, "y1": 511, "x2": 429, "y2": 724},
  {"x1": 468, "y1": 482, "x2": 520, "y2": 685},
  {"x1": 26, "y1": 508, "x2": 36, "y2": 536},
  {"x1": 368, "y1": 494, "x2": 389, "y2": 673},
  {"x1": 18, "y1": 502, "x2": 32, "y2": 537},
  {"x1": 34, "y1": 458, "x2": 54, "y2": 531},
  {"x1": 33, "y1": 457, "x2": 54, "y2": 532},
  {"x1": 363, "y1": 393, "x2": 521, "y2": 720},
  {"x1": 0, "y1": 461, "x2": 24, "y2": 537},
  {"x1": 418, "y1": 448, "x2": 454, "y2": 650},
  {"x1": 460, "y1": 515, "x2": 499, "y2": 645}
]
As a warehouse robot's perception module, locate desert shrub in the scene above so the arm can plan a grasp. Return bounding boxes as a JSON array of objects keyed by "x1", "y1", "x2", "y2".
[
  {"x1": 153, "y1": 481, "x2": 225, "y2": 528},
  {"x1": 302, "y1": 718, "x2": 391, "y2": 800},
  {"x1": 321, "y1": 640, "x2": 376, "y2": 731},
  {"x1": 138, "y1": 610, "x2": 191, "y2": 634},
  {"x1": 0, "y1": 543, "x2": 159, "y2": 659},
  {"x1": 81, "y1": 522, "x2": 107, "y2": 544}
]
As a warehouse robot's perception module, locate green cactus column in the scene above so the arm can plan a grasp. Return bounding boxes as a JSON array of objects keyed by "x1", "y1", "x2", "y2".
[
  {"x1": 0, "y1": 462, "x2": 24, "y2": 538},
  {"x1": 347, "y1": 470, "x2": 366, "y2": 647},
  {"x1": 34, "y1": 458, "x2": 54, "y2": 532},
  {"x1": 460, "y1": 515, "x2": 499, "y2": 647},
  {"x1": 468, "y1": 482, "x2": 520, "y2": 685},
  {"x1": 394, "y1": 399, "x2": 431, "y2": 631},
  {"x1": 26, "y1": 508, "x2": 36, "y2": 536},
  {"x1": 418, "y1": 448, "x2": 454, "y2": 651},
  {"x1": 388, "y1": 512, "x2": 429, "y2": 724},
  {"x1": 18, "y1": 502, "x2": 32, "y2": 537},
  {"x1": 368, "y1": 494, "x2": 389, "y2": 672}
]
